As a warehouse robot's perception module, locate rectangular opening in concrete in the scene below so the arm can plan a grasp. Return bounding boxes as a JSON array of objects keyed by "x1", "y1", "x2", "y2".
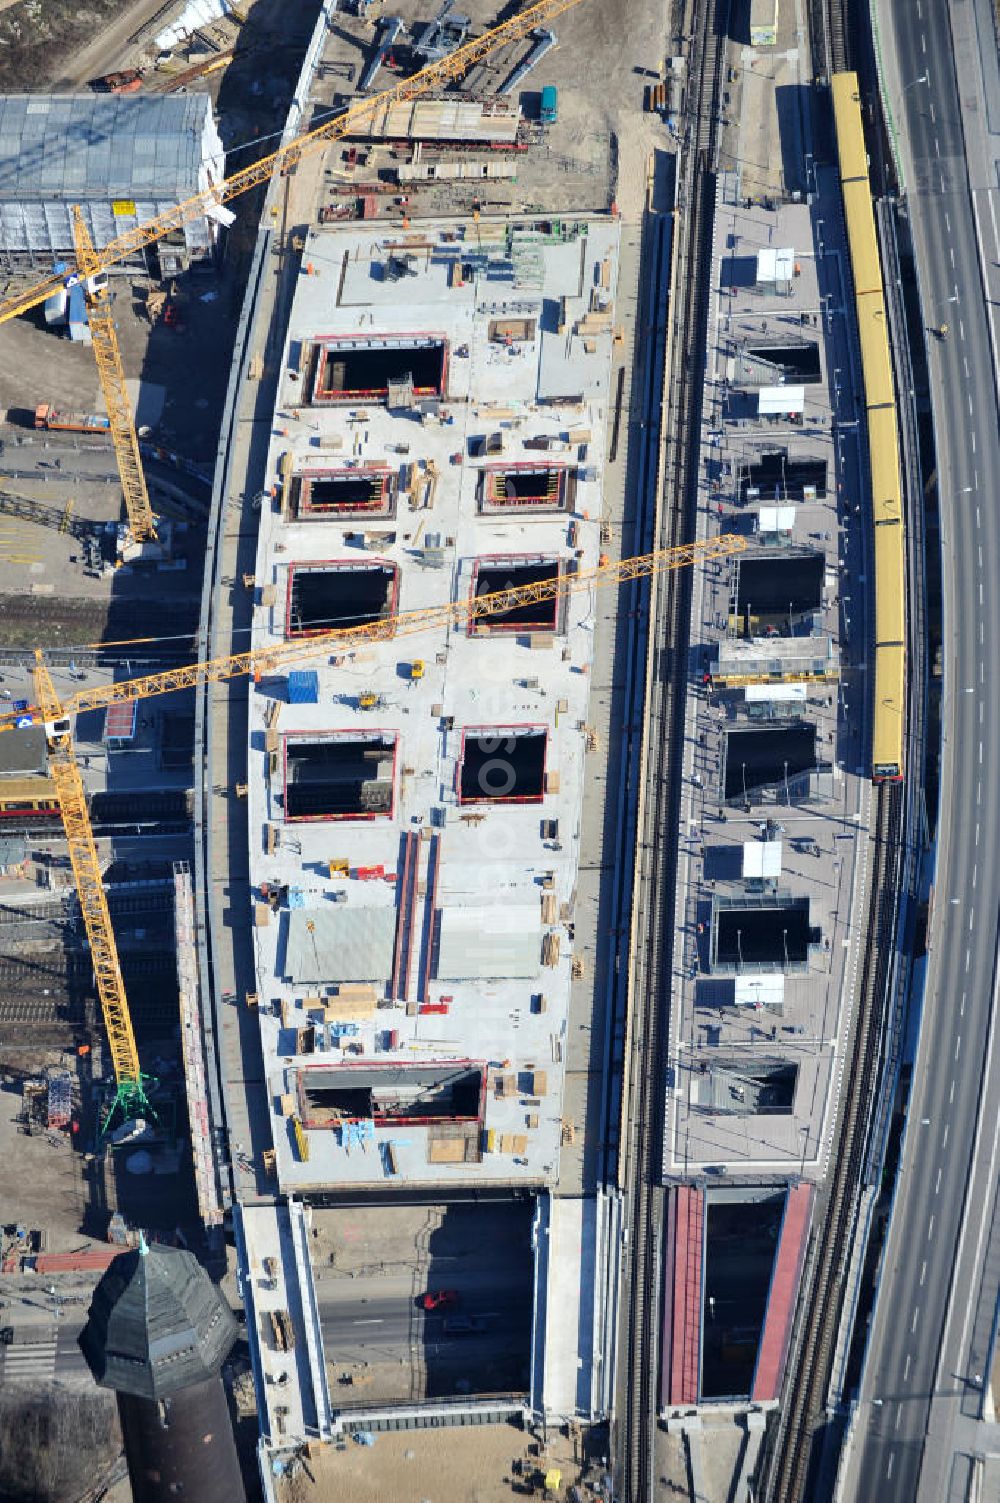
[
  {"x1": 745, "y1": 342, "x2": 821, "y2": 383},
  {"x1": 283, "y1": 732, "x2": 397, "y2": 821},
  {"x1": 469, "y1": 556, "x2": 562, "y2": 634},
  {"x1": 297, "y1": 1062, "x2": 484, "y2": 1126},
  {"x1": 297, "y1": 467, "x2": 395, "y2": 519},
  {"x1": 712, "y1": 899, "x2": 812, "y2": 970},
  {"x1": 741, "y1": 451, "x2": 827, "y2": 501},
  {"x1": 458, "y1": 726, "x2": 548, "y2": 804},
  {"x1": 306, "y1": 1200, "x2": 535, "y2": 1404},
  {"x1": 701, "y1": 1187, "x2": 787, "y2": 1401},
  {"x1": 286, "y1": 561, "x2": 399, "y2": 638},
  {"x1": 480, "y1": 463, "x2": 571, "y2": 513},
  {"x1": 312, "y1": 336, "x2": 447, "y2": 404},
  {"x1": 734, "y1": 552, "x2": 824, "y2": 633},
  {"x1": 723, "y1": 724, "x2": 817, "y2": 802}
]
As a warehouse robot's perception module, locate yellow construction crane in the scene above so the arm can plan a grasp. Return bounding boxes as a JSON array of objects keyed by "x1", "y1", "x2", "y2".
[
  {"x1": 24, "y1": 535, "x2": 745, "y2": 1124},
  {"x1": 23, "y1": 537, "x2": 745, "y2": 728},
  {"x1": 0, "y1": 0, "x2": 586, "y2": 325},
  {"x1": 72, "y1": 209, "x2": 157, "y2": 544},
  {"x1": 33, "y1": 655, "x2": 147, "y2": 1126}
]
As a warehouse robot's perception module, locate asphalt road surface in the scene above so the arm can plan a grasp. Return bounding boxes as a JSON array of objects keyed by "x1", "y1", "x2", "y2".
[
  {"x1": 841, "y1": 3, "x2": 1000, "y2": 1499},
  {"x1": 319, "y1": 1266, "x2": 532, "y2": 1399},
  {"x1": 0, "y1": 1319, "x2": 89, "y2": 1384}
]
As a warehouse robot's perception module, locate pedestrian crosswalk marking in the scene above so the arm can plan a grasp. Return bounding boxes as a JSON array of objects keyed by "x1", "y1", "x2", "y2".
[{"x1": 1, "y1": 1339, "x2": 58, "y2": 1381}]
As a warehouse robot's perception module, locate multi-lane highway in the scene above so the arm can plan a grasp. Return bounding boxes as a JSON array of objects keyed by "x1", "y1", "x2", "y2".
[{"x1": 840, "y1": 0, "x2": 1000, "y2": 1497}]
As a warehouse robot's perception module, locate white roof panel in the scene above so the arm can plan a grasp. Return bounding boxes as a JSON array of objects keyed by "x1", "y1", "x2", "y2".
[
  {"x1": 437, "y1": 904, "x2": 541, "y2": 979},
  {"x1": 744, "y1": 683, "x2": 808, "y2": 703},
  {"x1": 757, "y1": 504, "x2": 797, "y2": 532},
  {"x1": 742, "y1": 840, "x2": 782, "y2": 878},
  {"x1": 756, "y1": 247, "x2": 777, "y2": 281},
  {"x1": 734, "y1": 974, "x2": 785, "y2": 1007},
  {"x1": 775, "y1": 246, "x2": 796, "y2": 280},
  {"x1": 758, "y1": 386, "x2": 805, "y2": 415}
]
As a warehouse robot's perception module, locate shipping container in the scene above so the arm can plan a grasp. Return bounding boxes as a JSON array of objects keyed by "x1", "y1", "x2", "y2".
[{"x1": 288, "y1": 669, "x2": 319, "y2": 704}]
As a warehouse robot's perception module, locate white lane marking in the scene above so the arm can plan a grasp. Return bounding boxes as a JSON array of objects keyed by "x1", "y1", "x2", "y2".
[
  {"x1": 965, "y1": 356, "x2": 971, "y2": 377},
  {"x1": 950, "y1": 245, "x2": 955, "y2": 266},
  {"x1": 966, "y1": 948, "x2": 972, "y2": 973},
  {"x1": 976, "y1": 823, "x2": 981, "y2": 847},
  {"x1": 945, "y1": 211, "x2": 952, "y2": 232},
  {"x1": 895, "y1": 1404, "x2": 903, "y2": 1430},
  {"x1": 979, "y1": 743, "x2": 984, "y2": 765},
  {"x1": 904, "y1": 1352, "x2": 912, "y2": 1380},
  {"x1": 960, "y1": 993, "x2": 966, "y2": 1017},
  {"x1": 972, "y1": 431, "x2": 977, "y2": 453},
  {"x1": 935, "y1": 137, "x2": 941, "y2": 158},
  {"x1": 912, "y1": 1307, "x2": 921, "y2": 1333},
  {"x1": 929, "y1": 101, "x2": 935, "y2": 124},
  {"x1": 935, "y1": 1167, "x2": 942, "y2": 1194},
  {"x1": 921, "y1": 32, "x2": 926, "y2": 51},
  {"x1": 969, "y1": 907, "x2": 975, "y2": 930},
  {"x1": 973, "y1": 864, "x2": 978, "y2": 887},
  {"x1": 943, "y1": 1123, "x2": 950, "y2": 1147},
  {"x1": 887, "y1": 1454, "x2": 895, "y2": 1480},
  {"x1": 949, "y1": 1079, "x2": 956, "y2": 1103},
  {"x1": 960, "y1": 320, "x2": 967, "y2": 341},
  {"x1": 956, "y1": 1034, "x2": 963, "y2": 1058},
  {"x1": 979, "y1": 582, "x2": 984, "y2": 605},
  {"x1": 969, "y1": 393, "x2": 975, "y2": 416},
  {"x1": 920, "y1": 1260, "x2": 927, "y2": 1286}
]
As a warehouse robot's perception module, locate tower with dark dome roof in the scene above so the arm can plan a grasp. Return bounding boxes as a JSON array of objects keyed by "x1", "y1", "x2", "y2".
[{"x1": 81, "y1": 1239, "x2": 246, "y2": 1503}]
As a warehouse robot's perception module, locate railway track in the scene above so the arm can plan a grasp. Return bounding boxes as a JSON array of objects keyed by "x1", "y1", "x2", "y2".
[
  {"x1": 615, "y1": 1, "x2": 730, "y2": 1497},
  {"x1": 0, "y1": 992, "x2": 178, "y2": 1027},
  {"x1": 762, "y1": 785, "x2": 902, "y2": 1501},
  {"x1": 0, "y1": 884, "x2": 173, "y2": 928}
]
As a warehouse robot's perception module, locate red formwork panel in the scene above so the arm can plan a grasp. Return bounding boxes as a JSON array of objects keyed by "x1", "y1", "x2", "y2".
[
  {"x1": 284, "y1": 557, "x2": 400, "y2": 640},
  {"x1": 281, "y1": 728, "x2": 398, "y2": 823},
  {"x1": 296, "y1": 1056, "x2": 487, "y2": 1130},
  {"x1": 669, "y1": 1185, "x2": 704, "y2": 1406},
  {"x1": 311, "y1": 334, "x2": 449, "y2": 404},
  {"x1": 456, "y1": 723, "x2": 548, "y2": 805},
  {"x1": 298, "y1": 465, "x2": 394, "y2": 518},
  {"x1": 467, "y1": 553, "x2": 562, "y2": 636},
  {"x1": 751, "y1": 1183, "x2": 813, "y2": 1402}
]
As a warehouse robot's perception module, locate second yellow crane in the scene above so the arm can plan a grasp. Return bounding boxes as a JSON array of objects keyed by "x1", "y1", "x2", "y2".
[{"x1": 28, "y1": 536, "x2": 746, "y2": 1127}]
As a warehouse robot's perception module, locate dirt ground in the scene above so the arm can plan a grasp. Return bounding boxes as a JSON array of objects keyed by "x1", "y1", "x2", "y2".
[
  {"x1": 306, "y1": 0, "x2": 667, "y2": 224},
  {"x1": 0, "y1": 1047, "x2": 99, "y2": 1254},
  {"x1": 278, "y1": 1421, "x2": 606, "y2": 1503}
]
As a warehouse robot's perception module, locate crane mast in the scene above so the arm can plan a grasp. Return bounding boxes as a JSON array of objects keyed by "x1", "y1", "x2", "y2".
[
  {"x1": 71, "y1": 208, "x2": 157, "y2": 543},
  {"x1": 23, "y1": 536, "x2": 745, "y2": 1121},
  {"x1": 33, "y1": 655, "x2": 148, "y2": 1126}
]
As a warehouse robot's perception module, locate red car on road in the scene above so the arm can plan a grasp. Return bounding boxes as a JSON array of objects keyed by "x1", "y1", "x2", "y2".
[{"x1": 422, "y1": 1289, "x2": 459, "y2": 1311}]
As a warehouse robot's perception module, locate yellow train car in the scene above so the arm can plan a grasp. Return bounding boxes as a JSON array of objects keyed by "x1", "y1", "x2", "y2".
[
  {"x1": 868, "y1": 407, "x2": 903, "y2": 525},
  {"x1": 873, "y1": 646, "x2": 906, "y2": 782},
  {"x1": 832, "y1": 73, "x2": 869, "y2": 183},
  {"x1": 833, "y1": 70, "x2": 906, "y2": 782},
  {"x1": 873, "y1": 525, "x2": 905, "y2": 645},
  {"x1": 842, "y1": 181, "x2": 883, "y2": 292}
]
